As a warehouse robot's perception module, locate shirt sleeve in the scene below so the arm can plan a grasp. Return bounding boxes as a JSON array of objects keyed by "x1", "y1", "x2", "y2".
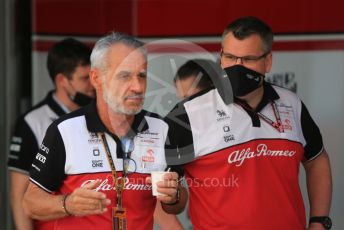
[
  {"x1": 8, "y1": 117, "x2": 39, "y2": 173},
  {"x1": 300, "y1": 101, "x2": 324, "y2": 161},
  {"x1": 164, "y1": 102, "x2": 195, "y2": 171},
  {"x1": 29, "y1": 123, "x2": 66, "y2": 193}
]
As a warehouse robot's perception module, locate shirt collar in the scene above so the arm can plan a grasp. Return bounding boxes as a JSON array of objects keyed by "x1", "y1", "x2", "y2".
[
  {"x1": 84, "y1": 100, "x2": 149, "y2": 137},
  {"x1": 52, "y1": 92, "x2": 71, "y2": 113},
  {"x1": 46, "y1": 91, "x2": 68, "y2": 116},
  {"x1": 255, "y1": 82, "x2": 280, "y2": 112}
]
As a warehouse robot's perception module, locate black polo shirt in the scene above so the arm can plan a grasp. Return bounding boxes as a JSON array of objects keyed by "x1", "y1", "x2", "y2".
[{"x1": 8, "y1": 91, "x2": 66, "y2": 173}]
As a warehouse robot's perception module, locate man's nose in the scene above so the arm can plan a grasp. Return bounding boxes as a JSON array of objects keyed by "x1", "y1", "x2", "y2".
[
  {"x1": 235, "y1": 57, "x2": 244, "y2": 65},
  {"x1": 130, "y1": 75, "x2": 145, "y2": 92}
]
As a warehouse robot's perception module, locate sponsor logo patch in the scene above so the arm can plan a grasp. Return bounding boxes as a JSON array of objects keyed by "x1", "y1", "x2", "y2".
[
  {"x1": 88, "y1": 132, "x2": 102, "y2": 144},
  {"x1": 10, "y1": 144, "x2": 21, "y2": 152},
  {"x1": 81, "y1": 178, "x2": 152, "y2": 191},
  {"x1": 224, "y1": 135, "x2": 235, "y2": 143},
  {"x1": 92, "y1": 160, "x2": 103, "y2": 168},
  {"x1": 36, "y1": 153, "x2": 47, "y2": 163},
  {"x1": 216, "y1": 109, "x2": 231, "y2": 122},
  {"x1": 228, "y1": 143, "x2": 296, "y2": 167},
  {"x1": 40, "y1": 143, "x2": 49, "y2": 154},
  {"x1": 142, "y1": 148, "x2": 155, "y2": 163},
  {"x1": 223, "y1": 125, "x2": 230, "y2": 132},
  {"x1": 12, "y1": 136, "x2": 22, "y2": 143},
  {"x1": 282, "y1": 118, "x2": 293, "y2": 131},
  {"x1": 93, "y1": 148, "x2": 100, "y2": 156}
]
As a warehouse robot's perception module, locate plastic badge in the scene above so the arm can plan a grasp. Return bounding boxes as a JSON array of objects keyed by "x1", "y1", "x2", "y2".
[{"x1": 113, "y1": 207, "x2": 127, "y2": 230}]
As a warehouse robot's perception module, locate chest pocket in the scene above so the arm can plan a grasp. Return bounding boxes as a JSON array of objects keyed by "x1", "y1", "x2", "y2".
[
  {"x1": 275, "y1": 105, "x2": 301, "y2": 143},
  {"x1": 131, "y1": 134, "x2": 167, "y2": 174}
]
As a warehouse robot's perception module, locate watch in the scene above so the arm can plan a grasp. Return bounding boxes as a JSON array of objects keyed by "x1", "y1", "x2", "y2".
[
  {"x1": 162, "y1": 186, "x2": 180, "y2": 206},
  {"x1": 309, "y1": 216, "x2": 332, "y2": 229}
]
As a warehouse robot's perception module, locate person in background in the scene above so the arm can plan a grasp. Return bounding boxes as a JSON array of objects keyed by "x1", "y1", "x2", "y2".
[
  {"x1": 165, "y1": 16, "x2": 332, "y2": 230},
  {"x1": 22, "y1": 32, "x2": 187, "y2": 230},
  {"x1": 154, "y1": 59, "x2": 218, "y2": 230},
  {"x1": 174, "y1": 59, "x2": 215, "y2": 100},
  {"x1": 8, "y1": 38, "x2": 94, "y2": 230}
]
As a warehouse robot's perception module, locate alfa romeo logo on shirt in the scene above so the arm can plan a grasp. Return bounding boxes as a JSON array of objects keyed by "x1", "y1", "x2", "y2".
[
  {"x1": 216, "y1": 109, "x2": 230, "y2": 122},
  {"x1": 88, "y1": 132, "x2": 102, "y2": 144},
  {"x1": 217, "y1": 110, "x2": 227, "y2": 117},
  {"x1": 228, "y1": 143, "x2": 296, "y2": 167}
]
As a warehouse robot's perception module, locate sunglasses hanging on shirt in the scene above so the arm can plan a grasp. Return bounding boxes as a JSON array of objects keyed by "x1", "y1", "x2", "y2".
[{"x1": 99, "y1": 133, "x2": 136, "y2": 230}]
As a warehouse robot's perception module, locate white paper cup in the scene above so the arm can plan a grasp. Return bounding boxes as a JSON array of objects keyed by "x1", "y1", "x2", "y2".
[{"x1": 151, "y1": 171, "x2": 168, "y2": 196}]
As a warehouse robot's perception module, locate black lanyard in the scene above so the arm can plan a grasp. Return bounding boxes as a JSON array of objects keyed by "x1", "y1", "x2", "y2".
[{"x1": 237, "y1": 101, "x2": 284, "y2": 133}]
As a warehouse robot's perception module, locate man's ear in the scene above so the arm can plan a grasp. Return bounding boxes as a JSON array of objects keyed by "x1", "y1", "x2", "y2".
[
  {"x1": 55, "y1": 73, "x2": 69, "y2": 88},
  {"x1": 265, "y1": 52, "x2": 273, "y2": 73},
  {"x1": 89, "y1": 68, "x2": 102, "y2": 90}
]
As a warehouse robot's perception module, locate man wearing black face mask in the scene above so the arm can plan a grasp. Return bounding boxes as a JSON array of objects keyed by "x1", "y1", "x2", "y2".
[
  {"x1": 165, "y1": 16, "x2": 332, "y2": 230},
  {"x1": 8, "y1": 38, "x2": 94, "y2": 230}
]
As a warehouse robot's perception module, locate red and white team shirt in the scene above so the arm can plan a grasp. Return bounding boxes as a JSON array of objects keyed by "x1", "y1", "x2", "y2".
[
  {"x1": 30, "y1": 101, "x2": 169, "y2": 230},
  {"x1": 165, "y1": 83, "x2": 324, "y2": 230}
]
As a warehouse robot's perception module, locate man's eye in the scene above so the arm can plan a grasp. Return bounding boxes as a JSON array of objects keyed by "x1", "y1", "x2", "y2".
[
  {"x1": 242, "y1": 57, "x2": 255, "y2": 61},
  {"x1": 118, "y1": 74, "x2": 130, "y2": 79},
  {"x1": 82, "y1": 76, "x2": 89, "y2": 81},
  {"x1": 139, "y1": 72, "x2": 147, "y2": 78},
  {"x1": 226, "y1": 55, "x2": 237, "y2": 61}
]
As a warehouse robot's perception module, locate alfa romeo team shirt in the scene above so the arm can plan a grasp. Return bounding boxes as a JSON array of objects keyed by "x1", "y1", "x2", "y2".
[
  {"x1": 165, "y1": 83, "x2": 324, "y2": 230},
  {"x1": 30, "y1": 101, "x2": 169, "y2": 230}
]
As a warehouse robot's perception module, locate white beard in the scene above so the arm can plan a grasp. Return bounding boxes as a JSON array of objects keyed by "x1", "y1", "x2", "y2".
[{"x1": 101, "y1": 80, "x2": 143, "y2": 115}]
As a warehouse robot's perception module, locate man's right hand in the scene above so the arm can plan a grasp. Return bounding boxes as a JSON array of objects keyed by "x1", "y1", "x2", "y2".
[{"x1": 65, "y1": 179, "x2": 111, "y2": 216}]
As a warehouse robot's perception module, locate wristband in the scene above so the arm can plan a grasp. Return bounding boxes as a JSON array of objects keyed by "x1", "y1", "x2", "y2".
[
  {"x1": 309, "y1": 216, "x2": 332, "y2": 229},
  {"x1": 62, "y1": 194, "x2": 72, "y2": 216}
]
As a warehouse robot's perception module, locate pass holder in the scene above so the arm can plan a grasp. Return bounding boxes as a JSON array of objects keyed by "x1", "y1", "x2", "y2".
[
  {"x1": 99, "y1": 133, "x2": 133, "y2": 230},
  {"x1": 113, "y1": 207, "x2": 127, "y2": 230}
]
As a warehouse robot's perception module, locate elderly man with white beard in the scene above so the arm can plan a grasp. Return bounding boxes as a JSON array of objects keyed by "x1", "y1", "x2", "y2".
[{"x1": 23, "y1": 32, "x2": 187, "y2": 230}]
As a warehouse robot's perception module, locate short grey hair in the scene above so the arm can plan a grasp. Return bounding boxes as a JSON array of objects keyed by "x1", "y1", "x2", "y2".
[{"x1": 90, "y1": 32, "x2": 147, "y2": 72}]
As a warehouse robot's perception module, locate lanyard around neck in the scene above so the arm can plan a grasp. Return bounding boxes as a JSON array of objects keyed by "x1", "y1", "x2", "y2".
[
  {"x1": 237, "y1": 100, "x2": 284, "y2": 133},
  {"x1": 99, "y1": 132, "x2": 126, "y2": 207}
]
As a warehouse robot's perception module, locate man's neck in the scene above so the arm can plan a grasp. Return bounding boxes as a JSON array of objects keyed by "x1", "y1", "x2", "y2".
[
  {"x1": 238, "y1": 85, "x2": 264, "y2": 111},
  {"x1": 54, "y1": 89, "x2": 80, "y2": 112},
  {"x1": 96, "y1": 98, "x2": 134, "y2": 138}
]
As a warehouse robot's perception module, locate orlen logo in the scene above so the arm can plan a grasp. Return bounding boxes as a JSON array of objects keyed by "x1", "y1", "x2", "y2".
[
  {"x1": 142, "y1": 149, "x2": 155, "y2": 162},
  {"x1": 283, "y1": 119, "x2": 293, "y2": 131},
  {"x1": 147, "y1": 149, "x2": 154, "y2": 156}
]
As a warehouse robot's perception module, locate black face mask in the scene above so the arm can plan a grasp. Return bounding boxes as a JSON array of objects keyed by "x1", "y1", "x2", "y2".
[
  {"x1": 72, "y1": 92, "x2": 94, "y2": 106},
  {"x1": 223, "y1": 65, "x2": 264, "y2": 97}
]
